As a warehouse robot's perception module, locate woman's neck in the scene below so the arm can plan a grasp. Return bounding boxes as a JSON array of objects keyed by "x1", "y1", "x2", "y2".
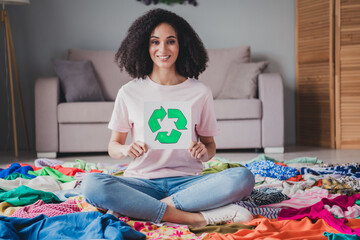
[{"x1": 149, "y1": 66, "x2": 186, "y2": 86}]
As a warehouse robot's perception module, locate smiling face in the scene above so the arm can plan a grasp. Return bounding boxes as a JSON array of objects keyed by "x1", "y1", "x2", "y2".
[{"x1": 149, "y1": 23, "x2": 179, "y2": 71}]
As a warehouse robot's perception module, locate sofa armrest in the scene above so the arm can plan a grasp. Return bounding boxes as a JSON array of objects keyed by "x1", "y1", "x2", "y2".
[
  {"x1": 258, "y1": 73, "x2": 284, "y2": 151},
  {"x1": 35, "y1": 77, "x2": 60, "y2": 154}
]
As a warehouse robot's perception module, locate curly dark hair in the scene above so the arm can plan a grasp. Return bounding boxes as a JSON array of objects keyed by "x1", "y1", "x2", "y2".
[{"x1": 115, "y1": 8, "x2": 208, "y2": 79}]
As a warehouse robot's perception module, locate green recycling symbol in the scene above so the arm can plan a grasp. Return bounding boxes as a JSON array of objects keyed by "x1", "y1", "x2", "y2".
[{"x1": 148, "y1": 106, "x2": 187, "y2": 144}]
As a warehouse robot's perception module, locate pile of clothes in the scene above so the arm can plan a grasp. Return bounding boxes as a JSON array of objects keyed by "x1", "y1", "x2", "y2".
[{"x1": 0, "y1": 155, "x2": 359, "y2": 239}]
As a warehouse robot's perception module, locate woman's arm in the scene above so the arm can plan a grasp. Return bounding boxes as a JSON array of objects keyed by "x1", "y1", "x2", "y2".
[
  {"x1": 108, "y1": 131, "x2": 148, "y2": 160},
  {"x1": 189, "y1": 136, "x2": 216, "y2": 162}
]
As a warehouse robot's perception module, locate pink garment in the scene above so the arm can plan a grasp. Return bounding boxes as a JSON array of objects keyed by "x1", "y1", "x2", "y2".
[
  {"x1": 11, "y1": 199, "x2": 80, "y2": 218},
  {"x1": 278, "y1": 193, "x2": 360, "y2": 236},
  {"x1": 263, "y1": 188, "x2": 340, "y2": 209},
  {"x1": 108, "y1": 77, "x2": 218, "y2": 179}
]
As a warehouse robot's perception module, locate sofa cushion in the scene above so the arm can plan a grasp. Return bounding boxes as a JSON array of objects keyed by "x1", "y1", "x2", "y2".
[
  {"x1": 217, "y1": 61, "x2": 268, "y2": 99},
  {"x1": 215, "y1": 120, "x2": 261, "y2": 148},
  {"x1": 68, "y1": 49, "x2": 132, "y2": 101},
  {"x1": 52, "y1": 59, "x2": 105, "y2": 102},
  {"x1": 58, "y1": 102, "x2": 114, "y2": 123},
  {"x1": 214, "y1": 99, "x2": 261, "y2": 120},
  {"x1": 198, "y1": 46, "x2": 250, "y2": 99}
]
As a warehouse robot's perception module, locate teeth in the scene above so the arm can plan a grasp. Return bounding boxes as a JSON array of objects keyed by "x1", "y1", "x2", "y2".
[{"x1": 158, "y1": 56, "x2": 170, "y2": 59}]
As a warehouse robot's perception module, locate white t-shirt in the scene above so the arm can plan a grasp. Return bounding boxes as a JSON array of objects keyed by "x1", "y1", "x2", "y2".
[{"x1": 108, "y1": 77, "x2": 218, "y2": 179}]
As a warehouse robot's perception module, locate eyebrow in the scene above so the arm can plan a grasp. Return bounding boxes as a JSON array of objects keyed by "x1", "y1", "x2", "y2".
[{"x1": 150, "y1": 35, "x2": 177, "y2": 39}]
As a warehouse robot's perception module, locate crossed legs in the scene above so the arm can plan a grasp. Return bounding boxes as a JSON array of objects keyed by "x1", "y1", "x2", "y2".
[{"x1": 81, "y1": 167, "x2": 254, "y2": 226}]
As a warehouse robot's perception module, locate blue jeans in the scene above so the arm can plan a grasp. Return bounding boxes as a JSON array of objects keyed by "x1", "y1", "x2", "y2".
[{"x1": 81, "y1": 167, "x2": 254, "y2": 223}]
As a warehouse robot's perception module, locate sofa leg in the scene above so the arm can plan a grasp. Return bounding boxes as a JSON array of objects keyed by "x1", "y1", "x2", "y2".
[
  {"x1": 264, "y1": 147, "x2": 284, "y2": 154},
  {"x1": 36, "y1": 152, "x2": 57, "y2": 158}
]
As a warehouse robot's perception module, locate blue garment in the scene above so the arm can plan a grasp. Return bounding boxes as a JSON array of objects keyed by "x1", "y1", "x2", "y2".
[
  {"x1": 244, "y1": 160, "x2": 299, "y2": 180},
  {"x1": 300, "y1": 165, "x2": 360, "y2": 178},
  {"x1": 0, "y1": 212, "x2": 145, "y2": 240},
  {"x1": 81, "y1": 167, "x2": 255, "y2": 223},
  {"x1": 0, "y1": 163, "x2": 36, "y2": 179}
]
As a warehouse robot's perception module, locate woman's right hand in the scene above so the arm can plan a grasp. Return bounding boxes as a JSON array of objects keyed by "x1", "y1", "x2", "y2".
[
  {"x1": 126, "y1": 141, "x2": 148, "y2": 159},
  {"x1": 108, "y1": 131, "x2": 148, "y2": 160}
]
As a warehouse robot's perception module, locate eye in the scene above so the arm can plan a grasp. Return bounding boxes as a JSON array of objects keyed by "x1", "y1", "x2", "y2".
[
  {"x1": 167, "y1": 40, "x2": 176, "y2": 45},
  {"x1": 151, "y1": 40, "x2": 160, "y2": 45}
]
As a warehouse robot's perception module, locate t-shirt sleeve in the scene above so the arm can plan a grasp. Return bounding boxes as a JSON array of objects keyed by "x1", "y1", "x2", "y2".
[
  {"x1": 108, "y1": 88, "x2": 132, "y2": 132},
  {"x1": 196, "y1": 88, "x2": 219, "y2": 137}
]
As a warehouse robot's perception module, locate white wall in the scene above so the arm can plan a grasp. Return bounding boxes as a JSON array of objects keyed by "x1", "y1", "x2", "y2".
[{"x1": 0, "y1": 0, "x2": 295, "y2": 151}]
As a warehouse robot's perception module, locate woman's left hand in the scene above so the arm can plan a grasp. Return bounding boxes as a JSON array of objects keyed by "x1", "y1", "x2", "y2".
[{"x1": 189, "y1": 141, "x2": 208, "y2": 160}]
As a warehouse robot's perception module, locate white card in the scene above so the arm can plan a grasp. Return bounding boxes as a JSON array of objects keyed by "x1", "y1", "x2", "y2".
[{"x1": 144, "y1": 101, "x2": 191, "y2": 149}]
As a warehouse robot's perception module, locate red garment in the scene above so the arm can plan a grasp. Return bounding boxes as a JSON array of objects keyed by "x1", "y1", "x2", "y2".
[
  {"x1": 50, "y1": 165, "x2": 85, "y2": 176},
  {"x1": 274, "y1": 162, "x2": 288, "y2": 167},
  {"x1": 313, "y1": 179, "x2": 322, "y2": 187},
  {"x1": 90, "y1": 169, "x2": 103, "y2": 173},
  {"x1": 286, "y1": 175, "x2": 304, "y2": 182}
]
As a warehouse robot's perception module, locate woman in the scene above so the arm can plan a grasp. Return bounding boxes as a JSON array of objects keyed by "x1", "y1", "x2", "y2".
[{"x1": 81, "y1": 8, "x2": 255, "y2": 227}]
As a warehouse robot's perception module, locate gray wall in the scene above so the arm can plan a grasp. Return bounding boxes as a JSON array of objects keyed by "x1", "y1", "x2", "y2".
[{"x1": 0, "y1": 0, "x2": 295, "y2": 151}]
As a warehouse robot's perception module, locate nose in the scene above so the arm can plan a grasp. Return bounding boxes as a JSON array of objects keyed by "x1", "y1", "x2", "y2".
[{"x1": 159, "y1": 41, "x2": 167, "y2": 52}]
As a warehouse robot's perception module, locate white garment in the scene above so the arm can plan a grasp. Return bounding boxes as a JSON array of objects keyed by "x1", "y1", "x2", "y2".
[
  {"x1": 0, "y1": 176, "x2": 76, "y2": 192},
  {"x1": 255, "y1": 173, "x2": 324, "y2": 196}
]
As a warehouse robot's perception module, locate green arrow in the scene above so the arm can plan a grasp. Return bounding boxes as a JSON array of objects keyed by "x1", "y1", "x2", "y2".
[
  {"x1": 168, "y1": 109, "x2": 187, "y2": 130},
  {"x1": 148, "y1": 106, "x2": 166, "y2": 133},
  {"x1": 155, "y1": 129, "x2": 182, "y2": 144}
]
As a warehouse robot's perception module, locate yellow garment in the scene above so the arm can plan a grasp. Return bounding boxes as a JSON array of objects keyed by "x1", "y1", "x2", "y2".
[
  {"x1": 0, "y1": 202, "x2": 21, "y2": 217},
  {"x1": 111, "y1": 170, "x2": 125, "y2": 176}
]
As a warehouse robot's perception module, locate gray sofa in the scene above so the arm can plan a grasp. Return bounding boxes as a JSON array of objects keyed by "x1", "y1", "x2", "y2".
[{"x1": 35, "y1": 47, "x2": 284, "y2": 158}]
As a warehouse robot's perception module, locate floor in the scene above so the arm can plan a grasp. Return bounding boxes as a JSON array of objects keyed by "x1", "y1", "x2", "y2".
[{"x1": 0, "y1": 145, "x2": 359, "y2": 168}]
